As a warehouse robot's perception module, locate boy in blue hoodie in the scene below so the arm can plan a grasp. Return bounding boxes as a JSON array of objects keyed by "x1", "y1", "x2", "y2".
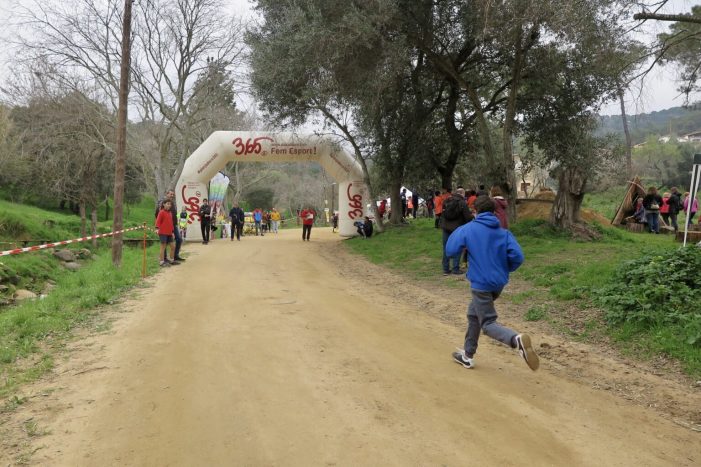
[{"x1": 445, "y1": 196, "x2": 539, "y2": 371}]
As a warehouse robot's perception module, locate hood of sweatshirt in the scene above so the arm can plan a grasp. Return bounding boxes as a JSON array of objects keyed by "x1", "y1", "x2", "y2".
[{"x1": 474, "y1": 212, "x2": 501, "y2": 228}]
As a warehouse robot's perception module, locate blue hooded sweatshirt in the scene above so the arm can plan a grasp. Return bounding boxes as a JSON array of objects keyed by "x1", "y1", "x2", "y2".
[{"x1": 445, "y1": 212, "x2": 524, "y2": 292}]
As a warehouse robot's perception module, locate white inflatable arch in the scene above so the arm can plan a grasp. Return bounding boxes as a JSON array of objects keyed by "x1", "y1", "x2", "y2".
[{"x1": 176, "y1": 132, "x2": 368, "y2": 239}]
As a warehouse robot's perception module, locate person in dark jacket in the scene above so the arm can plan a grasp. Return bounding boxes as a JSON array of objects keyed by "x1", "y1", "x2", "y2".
[
  {"x1": 229, "y1": 203, "x2": 245, "y2": 241},
  {"x1": 446, "y1": 195, "x2": 539, "y2": 371},
  {"x1": 440, "y1": 188, "x2": 473, "y2": 275},
  {"x1": 668, "y1": 187, "x2": 682, "y2": 232},
  {"x1": 155, "y1": 189, "x2": 185, "y2": 262},
  {"x1": 642, "y1": 186, "x2": 663, "y2": 234},
  {"x1": 198, "y1": 199, "x2": 212, "y2": 243}
]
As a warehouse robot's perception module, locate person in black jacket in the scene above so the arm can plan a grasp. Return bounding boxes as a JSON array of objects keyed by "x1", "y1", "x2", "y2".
[
  {"x1": 198, "y1": 199, "x2": 212, "y2": 243},
  {"x1": 229, "y1": 203, "x2": 245, "y2": 241},
  {"x1": 668, "y1": 187, "x2": 682, "y2": 232},
  {"x1": 642, "y1": 186, "x2": 663, "y2": 234},
  {"x1": 441, "y1": 188, "x2": 474, "y2": 275}
]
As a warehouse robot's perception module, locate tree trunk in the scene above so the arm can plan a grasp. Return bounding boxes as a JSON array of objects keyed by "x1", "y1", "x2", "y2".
[
  {"x1": 79, "y1": 202, "x2": 87, "y2": 237},
  {"x1": 104, "y1": 196, "x2": 110, "y2": 221},
  {"x1": 91, "y1": 207, "x2": 98, "y2": 249},
  {"x1": 389, "y1": 179, "x2": 403, "y2": 225},
  {"x1": 617, "y1": 85, "x2": 633, "y2": 178},
  {"x1": 111, "y1": 0, "x2": 133, "y2": 267},
  {"x1": 439, "y1": 171, "x2": 452, "y2": 191},
  {"x1": 550, "y1": 166, "x2": 587, "y2": 229}
]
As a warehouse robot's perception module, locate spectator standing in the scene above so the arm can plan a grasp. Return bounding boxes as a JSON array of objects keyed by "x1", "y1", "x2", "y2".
[
  {"x1": 440, "y1": 188, "x2": 473, "y2": 275},
  {"x1": 446, "y1": 196, "x2": 539, "y2": 371},
  {"x1": 490, "y1": 186, "x2": 509, "y2": 229},
  {"x1": 155, "y1": 200, "x2": 177, "y2": 267},
  {"x1": 229, "y1": 203, "x2": 245, "y2": 241},
  {"x1": 198, "y1": 198, "x2": 212, "y2": 244},
  {"x1": 378, "y1": 199, "x2": 387, "y2": 219},
  {"x1": 412, "y1": 191, "x2": 419, "y2": 218},
  {"x1": 401, "y1": 188, "x2": 408, "y2": 219},
  {"x1": 466, "y1": 190, "x2": 478, "y2": 213},
  {"x1": 642, "y1": 186, "x2": 662, "y2": 234},
  {"x1": 476, "y1": 185, "x2": 488, "y2": 196},
  {"x1": 300, "y1": 206, "x2": 316, "y2": 241},
  {"x1": 668, "y1": 187, "x2": 682, "y2": 232},
  {"x1": 178, "y1": 206, "x2": 188, "y2": 239},
  {"x1": 683, "y1": 192, "x2": 698, "y2": 224},
  {"x1": 155, "y1": 189, "x2": 185, "y2": 262},
  {"x1": 660, "y1": 192, "x2": 672, "y2": 227},
  {"x1": 426, "y1": 193, "x2": 434, "y2": 218},
  {"x1": 434, "y1": 188, "x2": 449, "y2": 229}
]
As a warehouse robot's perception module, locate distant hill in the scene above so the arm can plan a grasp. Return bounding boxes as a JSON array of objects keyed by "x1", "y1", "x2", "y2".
[{"x1": 598, "y1": 106, "x2": 701, "y2": 144}]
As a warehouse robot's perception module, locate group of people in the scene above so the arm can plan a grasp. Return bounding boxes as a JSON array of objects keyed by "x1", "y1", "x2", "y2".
[{"x1": 632, "y1": 186, "x2": 699, "y2": 234}]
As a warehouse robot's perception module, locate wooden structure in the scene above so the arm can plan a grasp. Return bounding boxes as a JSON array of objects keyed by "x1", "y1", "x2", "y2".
[{"x1": 611, "y1": 176, "x2": 646, "y2": 226}]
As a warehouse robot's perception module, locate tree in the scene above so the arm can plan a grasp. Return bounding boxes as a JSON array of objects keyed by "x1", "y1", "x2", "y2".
[
  {"x1": 12, "y1": 0, "x2": 246, "y2": 200},
  {"x1": 656, "y1": 6, "x2": 701, "y2": 104}
]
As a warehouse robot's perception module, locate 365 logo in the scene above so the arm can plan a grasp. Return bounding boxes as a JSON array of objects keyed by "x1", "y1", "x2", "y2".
[{"x1": 232, "y1": 137, "x2": 274, "y2": 155}]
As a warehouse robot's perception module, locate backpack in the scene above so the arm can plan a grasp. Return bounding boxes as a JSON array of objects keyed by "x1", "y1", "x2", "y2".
[{"x1": 442, "y1": 195, "x2": 463, "y2": 221}]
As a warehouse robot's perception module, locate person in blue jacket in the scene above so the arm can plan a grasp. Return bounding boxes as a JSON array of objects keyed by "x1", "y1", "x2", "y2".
[{"x1": 445, "y1": 195, "x2": 539, "y2": 371}]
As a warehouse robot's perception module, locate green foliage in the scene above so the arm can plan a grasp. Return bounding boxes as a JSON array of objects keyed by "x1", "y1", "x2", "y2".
[
  {"x1": 595, "y1": 247, "x2": 701, "y2": 330},
  {"x1": 525, "y1": 305, "x2": 548, "y2": 321}
]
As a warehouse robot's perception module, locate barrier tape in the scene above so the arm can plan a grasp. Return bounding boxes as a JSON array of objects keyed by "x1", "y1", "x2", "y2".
[{"x1": 0, "y1": 226, "x2": 145, "y2": 257}]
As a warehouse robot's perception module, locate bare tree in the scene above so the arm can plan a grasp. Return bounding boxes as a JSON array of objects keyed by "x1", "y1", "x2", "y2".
[{"x1": 11, "y1": 0, "x2": 246, "y2": 200}]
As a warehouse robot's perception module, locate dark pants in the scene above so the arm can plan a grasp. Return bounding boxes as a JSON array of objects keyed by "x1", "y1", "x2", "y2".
[
  {"x1": 442, "y1": 229, "x2": 460, "y2": 274},
  {"x1": 173, "y1": 225, "x2": 182, "y2": 258},
  {"x1": 435, "y1": 213, "x2": 441, "y2": 228},
  {"x1": 231, "y1": 222, "x2": 242, "y2": 240},
  {"x1": 302, "y1": 224, "x2": 312, "y2": 240},
  {"x1": 464, "y1": 289, "x2": 517, "y2": 358},
  {"x1": 201, "y1": 221, "x2": 210, "y2": 242}
]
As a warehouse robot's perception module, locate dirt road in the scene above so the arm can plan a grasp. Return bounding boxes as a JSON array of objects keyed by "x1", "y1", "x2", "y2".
[{"x1": 3, "y1": 228, "x2": 700, "y2": 466}]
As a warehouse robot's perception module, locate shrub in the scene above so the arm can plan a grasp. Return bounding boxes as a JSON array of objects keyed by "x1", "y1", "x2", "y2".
[{"x1": 594, "y1": 246, "x2": 701, "y2": 345}]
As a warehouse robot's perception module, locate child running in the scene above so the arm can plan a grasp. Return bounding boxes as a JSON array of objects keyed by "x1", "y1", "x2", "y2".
[
  {"x1": 445, "y1": 196, "x2": 539, "y2": 371},
  {"x1": 156, "y1": 199, "x2": 177, "y2": 267}
]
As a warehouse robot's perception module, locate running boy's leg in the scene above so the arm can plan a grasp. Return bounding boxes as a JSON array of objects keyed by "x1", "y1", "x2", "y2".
[{"x1": 470, "y1": 289, "x2": 517, "y2": 348}]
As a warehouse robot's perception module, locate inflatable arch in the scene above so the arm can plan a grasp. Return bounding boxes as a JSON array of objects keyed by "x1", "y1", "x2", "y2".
[{"x1": 176, "y1": 132, "x2": 369, "y2": 239}]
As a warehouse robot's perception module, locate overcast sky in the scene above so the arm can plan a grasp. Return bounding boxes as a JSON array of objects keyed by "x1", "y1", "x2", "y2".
[{"x1": 0, "y1": 0, "x2": 698, "y2": 116}]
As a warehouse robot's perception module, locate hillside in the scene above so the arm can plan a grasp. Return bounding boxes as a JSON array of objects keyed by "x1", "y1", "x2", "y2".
[{"x1": 598, "y1": 105, "x2": 701, "y2": 144}]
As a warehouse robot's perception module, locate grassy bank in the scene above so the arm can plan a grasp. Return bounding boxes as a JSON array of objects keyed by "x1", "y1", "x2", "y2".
[
  {"x1": 0, "y1": 244, "x2": 159, "y2": 398},
  {"x1": 345, "y1": 218, "x2": 701, "y2": 377}
]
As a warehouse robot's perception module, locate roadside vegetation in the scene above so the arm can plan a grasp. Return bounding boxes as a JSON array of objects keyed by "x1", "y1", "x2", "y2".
[
  {"x1": 345, "y1": 203, "x2": 701, "y2": 378},
  {"x1": 0, "y1": 200, "x2": 161, "y2": 399}
]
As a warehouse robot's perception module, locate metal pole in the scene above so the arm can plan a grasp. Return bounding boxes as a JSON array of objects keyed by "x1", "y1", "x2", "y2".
[
  {"x1": 142, "y1": 223, "x2": 147, "y2": 278},
  {"x1": 683, "y1": 154, "x2": 701, "y2": 246}
]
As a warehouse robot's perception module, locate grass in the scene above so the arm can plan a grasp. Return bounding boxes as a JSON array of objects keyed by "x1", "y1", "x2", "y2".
[
  {"x1": 345, "y1": 216, "x2": 701, "y2": 377},
  {"x1": 0, "y1": 244, "x2": 160, "y2": 397}
]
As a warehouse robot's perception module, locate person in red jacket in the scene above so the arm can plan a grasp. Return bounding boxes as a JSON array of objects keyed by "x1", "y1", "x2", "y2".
[
  {"x1": 300, "y1": 206, "x2": 316, "y2": 241},
  {"x1": 155, "y1": 200, "x2": 177, "y2": 267},
  {"x1": 490, "y1": 186, "x2": 509, "y2": 229}
]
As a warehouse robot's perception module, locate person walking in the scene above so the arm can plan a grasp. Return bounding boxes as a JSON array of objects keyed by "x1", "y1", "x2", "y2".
[
  {"x1": 270, "y1": 208, "x2": 281, "y2": 233},
  {"x1": 229, "y1": 203, "x2": 245, "y2": 241},
  {"x1": 253, "y1": 208, "x2": 264, "y2": 236},
  {"x1": 446, "y1": 196, "x2": 539, "y2": 371},
  {"x1": 642, "y1": 186, "x2": 662, "y2": 234},
  {"x1": 198, "y1": 198, "x2": 212, "y2": 244},
  {"x1": 300, "y1": 206, "x2": 316, "y2": 241},
  {"x1": 440, "y1": 188, "x2": 473, "y2": 276}
]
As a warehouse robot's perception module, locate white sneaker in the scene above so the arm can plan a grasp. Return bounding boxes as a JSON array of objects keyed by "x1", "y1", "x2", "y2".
[
  {"x1": 514, "y1": 334, "x2": 539, "y2": 371},
  {"x1": 452, "y1": 349, "x2": 475, "y2": 369}
]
